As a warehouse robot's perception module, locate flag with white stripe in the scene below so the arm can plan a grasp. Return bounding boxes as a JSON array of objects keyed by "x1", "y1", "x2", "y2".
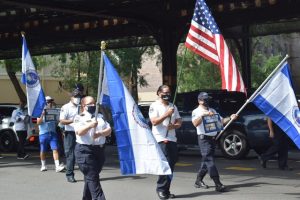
[
  {"x1": 251, "y1": 62, "x2": 300, "y2": 149},
  {"x1": 21, "y1": 35, "x2": 46, "y2": 117}
]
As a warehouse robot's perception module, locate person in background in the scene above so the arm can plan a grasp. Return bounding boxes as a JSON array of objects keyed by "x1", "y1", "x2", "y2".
[
  {"x1": 149, "y1": 85, "x2": 182, "y2": 200},
  {"x1": 259, "y1": 117, "x2": 291, "y2": 170},
  {"x1": 192, "y1": 92, "x2": 237, "y2": 192},
  {"x1": 37, "y1": 96, "x2": 65, "y2": 172},
  {"x1": 10, "y1": 101, "x2": 29, "y2": 160},
  {"x1": 73, "y1": 96, "x2": 111, "y2": 200},
  {"x1": 59, "y1": 86, "x2": 84, "y2": 183}
]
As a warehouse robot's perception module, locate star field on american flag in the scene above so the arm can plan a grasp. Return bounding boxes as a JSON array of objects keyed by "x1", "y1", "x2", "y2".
[{"x1": 193, "y1": 0, "x2": 220, "y2": 34}]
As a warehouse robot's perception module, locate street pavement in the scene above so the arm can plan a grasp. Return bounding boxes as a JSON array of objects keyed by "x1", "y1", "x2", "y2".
[{"x1": 0, "y1": 146, "x2": 300, "y2": 200}]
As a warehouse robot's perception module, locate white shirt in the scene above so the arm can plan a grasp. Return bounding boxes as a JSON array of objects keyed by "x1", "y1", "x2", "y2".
[
  {"x1": 192, "y1": 106, "x2": 221, "y2": 136},
  {"x1": 149, "y1": 100, "x2": 181, "y2": 142},
  {"x1": 59, "y1": 101, "x2": 78, "y2": 131},
  {"x1": 11, "y1": 108, "x2": 28, "y2": 131},
  {"x1": 73, "y1": 111, "x2": 110, "y2": 145}
]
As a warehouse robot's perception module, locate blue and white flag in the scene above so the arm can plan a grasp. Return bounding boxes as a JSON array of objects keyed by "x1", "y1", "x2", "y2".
[
  {"x1": 21, "y1": 35, "x2": 46, "y2": 117},
  {"x1": 100, "y1": 53, "x2": 171, "y2": 175},
  {"x1": 251, "y1": 62, "x2": 300, "y2": 149}
]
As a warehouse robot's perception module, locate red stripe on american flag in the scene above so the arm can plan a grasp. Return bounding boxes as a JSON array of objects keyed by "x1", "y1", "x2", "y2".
[
  {"x1": 189, "y1": 25, "x2": 214, "y2": 43},
  {"x1": 228, "y1": 54, "x2": 233, "y2": 91},
  {"x1": 218, "y1": 36, "x2": 226, "y2": 90},
  {"x1": 185, "y1": 42, "x2": 219, "y2": 66},
  {"x1": 186, "y1": 32, "x2": 219, "y2": 59}
]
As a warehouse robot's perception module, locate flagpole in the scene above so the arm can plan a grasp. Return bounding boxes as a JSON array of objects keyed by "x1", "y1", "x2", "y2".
[
  {"x1": 95, "y1": 41, "x2": 106, "y2": 119},
  {"x1": 216, "y1": 54, "x2": 289, "y2": 140},
  {"x1": 172, "y1": 47, "x2": 187, "y2": 106},
  {"x1": 165, "y1": 47, "x2": 187, "y2": 137}
]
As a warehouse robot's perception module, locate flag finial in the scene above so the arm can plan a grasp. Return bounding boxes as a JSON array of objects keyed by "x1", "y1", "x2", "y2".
[{"x1": 100, "y1": 41, "x2": 107, "y2": 50}]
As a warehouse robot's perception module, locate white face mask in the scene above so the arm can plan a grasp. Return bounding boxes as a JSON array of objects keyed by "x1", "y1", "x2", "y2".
[{"x1": 73, "y1": 97, "x2": 81, "y2": 105}]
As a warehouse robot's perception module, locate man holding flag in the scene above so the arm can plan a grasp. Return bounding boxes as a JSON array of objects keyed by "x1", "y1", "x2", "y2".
[{"x1": 149, "y1": 85, "x2": 182, "y2": 199}]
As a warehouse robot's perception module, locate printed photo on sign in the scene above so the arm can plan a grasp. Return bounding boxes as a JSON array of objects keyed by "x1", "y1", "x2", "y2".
[
  {"x1": 202, "y1": 114, "x2": 223, "y2": 133},
  {"x1": 45, "y1": 108, "x2": 60, "y2": 122}
]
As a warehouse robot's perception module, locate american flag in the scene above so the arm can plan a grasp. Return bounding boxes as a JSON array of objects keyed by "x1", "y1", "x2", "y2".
[{"x1": 185, "y1": 0, "x2": 246, "y2": 93}]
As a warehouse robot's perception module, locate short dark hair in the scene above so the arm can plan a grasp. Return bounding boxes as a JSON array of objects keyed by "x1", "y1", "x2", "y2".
[{"x1": 156, "y1": 85, "x2": 170, "y2": 95}]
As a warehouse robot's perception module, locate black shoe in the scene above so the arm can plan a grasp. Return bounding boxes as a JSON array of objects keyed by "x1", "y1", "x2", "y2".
[
  {"x1": 157, "y1": 191, "x2": 168, "y2": 200},
  {"x1": 168, "y1": 193, "x2": 176, "y2": 199},
  {"x1": 67, "y1": 176, "x2": 77, "y2": 183},
  {"x1": 194, "y1": 181, "x2": 209, "y2": 189},
  {"x1": 215, "y1": 184, "x2": 227, "y2": 192}
]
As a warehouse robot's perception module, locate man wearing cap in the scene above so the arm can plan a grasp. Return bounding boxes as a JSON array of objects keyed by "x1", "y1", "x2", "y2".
[
  {"x1": 37, "y1": 96, "x2": 65, "y2": 172},
  {"x1": 192, "y1": 92, "x2": 237, "y2": 192},
  {"x1": 149, "y1": 85, "x2": 182, "y2": 200},
  {"x1": 59, "y1": 87, "x2": 84, "y2": 183}
]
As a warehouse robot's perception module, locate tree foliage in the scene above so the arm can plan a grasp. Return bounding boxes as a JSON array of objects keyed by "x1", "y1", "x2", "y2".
[{"x1": 176, "y1": 45, "x2": 222, "y2": 93}]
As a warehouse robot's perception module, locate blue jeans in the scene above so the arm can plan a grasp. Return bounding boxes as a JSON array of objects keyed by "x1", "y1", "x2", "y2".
[{"x1": 64, "y1": 131, "x2": 76, "y2": 178}]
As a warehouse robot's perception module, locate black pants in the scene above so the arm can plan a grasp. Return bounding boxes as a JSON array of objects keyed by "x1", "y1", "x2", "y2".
[
  {"x1": 16, "y1": 130, "x2": 27, "y2": 158},
  {"x1": 56, "y1": 127, "x2": 65, "y2": 159},
  {"x1": 157, "y1": 141, "x2": 178, "y2": 194},
  {"x1": 64, "y1": 131, "x2": 76, "y2": 178},
  {"x1": 261, "y1": 132, "x2": 289, "y2": 168},
  {"x1": 75, "y1": 143, "x2": 106, "y2": 200},
  {"x1": 197, "y1": 135, "x2": 219, "y2": 179}
]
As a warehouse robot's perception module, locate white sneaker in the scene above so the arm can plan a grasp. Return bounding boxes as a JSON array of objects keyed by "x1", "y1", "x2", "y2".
[
  {"x1": 55, "y1": 165, "x2": 65, "y2": 172},
  {"x1": 40, "y1": 166, "x2": 47, "y2": 172}
]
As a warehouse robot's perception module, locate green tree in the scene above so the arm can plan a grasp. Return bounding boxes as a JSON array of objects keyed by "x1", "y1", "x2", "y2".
[
  {"x1": 251, "y1": 35, "x2": 286, "y2": 88},
  {"x1": 176, "y1": 45, "x2": 221, "y2": 93}
]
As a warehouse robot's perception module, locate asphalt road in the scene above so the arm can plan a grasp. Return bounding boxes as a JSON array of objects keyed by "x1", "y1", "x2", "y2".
[{"x1": 0, "y1": 146, "x2": 300, "y2": 200}]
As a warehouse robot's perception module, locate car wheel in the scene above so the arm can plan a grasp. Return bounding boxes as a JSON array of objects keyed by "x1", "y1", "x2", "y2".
[
  {"x1": 0, "y1": 130, "x2": 16, "y2": 152},
  {"x1": 219, "y1": 130, "x2": 249, "y2": 159}
]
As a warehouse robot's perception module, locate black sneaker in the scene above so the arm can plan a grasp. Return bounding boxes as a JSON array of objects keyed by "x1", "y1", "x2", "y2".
[
  {"x1": 157, "y1": 191, "x2": 168, "y2": 200},
  {"x1": 194, "y1": 181, "x2": 209, "y2": 189},
  {"x1": 215, "y1": 184, "x2": 227, "y2": 192}
]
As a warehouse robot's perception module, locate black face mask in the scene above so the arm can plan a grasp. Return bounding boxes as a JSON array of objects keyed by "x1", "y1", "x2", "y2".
[
  {"x1": 203, "y1": 99, "x2": 210, "y2": 107},
  {"x1": 161, "y1": 94, "x2": 171, "y2": 102},
  {"x1": 86, "y1": 105, "x2": 96, "y2": 115}
]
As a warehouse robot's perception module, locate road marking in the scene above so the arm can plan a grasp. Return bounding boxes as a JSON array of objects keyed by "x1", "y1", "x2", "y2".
[
  {"x1": 225, "y1": 166, "x2": 256, "y2": 171},
  {"x1": 175, "y1": 162, "x2": 193, "y2": 167}
]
